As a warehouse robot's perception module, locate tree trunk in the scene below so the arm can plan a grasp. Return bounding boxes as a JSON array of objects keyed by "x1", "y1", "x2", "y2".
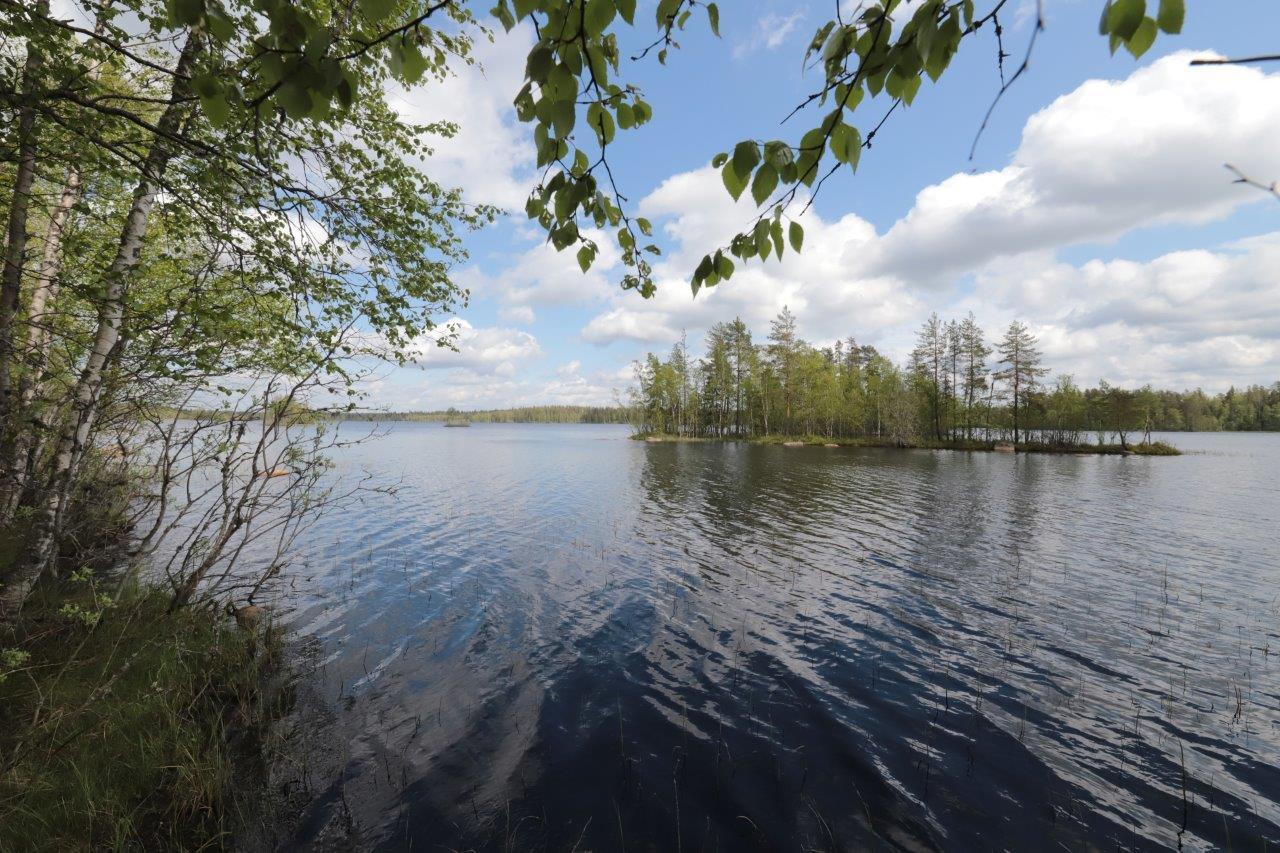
[
  {"x1": 0, "y1": 1, "x2": 49, "y2": 435},
  {"x1": 0, "y1": 168, "x2": 82, "y2": 522},
  {"x1": 2, "y1": 32, "x2": 202, "y2": 622},
  {"x1": 2, "y1": 1, "x2": 113, "y2": 520}
]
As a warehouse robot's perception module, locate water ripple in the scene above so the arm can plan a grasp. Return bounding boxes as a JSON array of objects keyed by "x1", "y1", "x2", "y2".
[{"x1": 263, "y1": 426, "x2": 1280, "y2": 852}]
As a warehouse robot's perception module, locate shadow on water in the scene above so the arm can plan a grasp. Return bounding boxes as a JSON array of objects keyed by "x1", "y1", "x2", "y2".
[{"x1": 259, "y1": 425, "x2": 1280, "y2": 851}]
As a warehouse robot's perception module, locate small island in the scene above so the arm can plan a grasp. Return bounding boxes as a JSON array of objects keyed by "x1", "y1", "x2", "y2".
[
  {"x1": 622, "y1": 309, "x2": 1279, "y2": 458},
  {"x1": 633, "y1": 432, "x2": 1181, "y2": 455}
]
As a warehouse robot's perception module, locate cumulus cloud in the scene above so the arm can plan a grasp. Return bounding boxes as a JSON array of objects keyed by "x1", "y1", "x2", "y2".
[
  {"x1": 968, "y1": 233, "x2": 1280, "y2": 388},
  {"x1": 406, "y1": 318, "x2": 541, "y2": 376},
  {"x1": 464, "y1": 229, "x2": 620, "y2": 319},
  {"x1": 582, "y1": 165, "x2": 923, "y2": 349},
  {"x1": 388, "y1": 25, "x2": 535, "y2": 209},
  {"x1": 498, "y1": 304, "x2": 536, "y2": 325},
  {"x1": 867, "y1": 51, "x2": 1280, "y2": 285},
  {"x1": 577, "y1": 52, "x2": 1280, "y2": 390}
]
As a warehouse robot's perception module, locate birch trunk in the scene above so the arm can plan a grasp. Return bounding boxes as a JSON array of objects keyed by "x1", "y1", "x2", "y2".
[
  {"x1": 0, "y1": 169, "x2": 81, "y2": 522},
  {"x1": 1, "y1": 3, "x2": 116, "y2": 522},
  {"x1": 0, "y1": 0, "x2": 49, "y2": 427},
  {"x1": 1, "y1": 31, "x2": 202, "y2": 621}
]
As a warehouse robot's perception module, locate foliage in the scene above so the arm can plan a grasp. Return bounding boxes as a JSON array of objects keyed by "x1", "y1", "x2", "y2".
[
  {"x1": 633, "y1": 308, "x2": 1265, "y2": 446},
  {"x1": 0, "y1": 0, "x2": 497, "y2": 617},
  {"x1": 488, "y1": 0, "x2": 1187, "y2": 294},
  {"x1": 4, "y1": 0, "x2": 1181, "y2": 301}
]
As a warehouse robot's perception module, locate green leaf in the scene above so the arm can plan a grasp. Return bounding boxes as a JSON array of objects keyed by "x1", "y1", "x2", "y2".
[
  {"x1": 721, "y1": 161, "x2": 748, "y2": 201},
  {"x1": 901, "y1": 74, "x2": 922, "y2": 105},
  {"x1": 199, "y1": 90, "x2": 231, "y2": 126},
  {"x1": 398, "y1": 41, "x2": 429, "y2": 83},
  {"x1": 1124, "y1": 16, "x2": 1157, "y2": 57},
  {"x1": 577, "y1": 245, "x2": 594, "y2": 272},
  {"x1": 656, "y1": 0, "x2": 680, "y2": 27},
  {"x1": 585, "y1": 0, "x2": 616, "y2": 36},
  {"x1": 788, "y1": 221, "x2": 804, "y2": 253},
  {"x1": 205, "y1": 8, "x2": 235, "y2": 42},
  {"x1": 587, "y1": 102, "x2": 616, "y2": 144},
  {"x1": 715, "y1": 252, "x2": 734, "y2": 279},
  {"x1": 706, "y1": 2, "x2": 720, "y2": 37},
  {"x1": 693, "y1": 253, "x2": 715, "y2": 285},
  {"x1": 751, "y1": 164, "x2": 778, "y2": 205},
  {"x1": 1156, "y1": 0, "x2": 1184, "y2": 33},
  {"x1": 711, "y1": 152, "x2": 729, "y2": 168},
  {"x1": 731, "y1": 141, "x2": 761, "y2": 182},
  {"x1": 359, "y1": 0, "x2": 396, "y2": 22},
  {"x1": 616, "y1": 0, "x2": 636, "y2": 24},
  {"x1": 167, "y1": 0, "x2": 204, "y2": 26},
  {"x1": 755, "y1": 220, "x2": 772, "y2": 260},
  {"x1": 551, "y1": 98, "x2": 575, "y2": 138},
  {"x1": 526, "y1": 45, "x2": 554, "y2": 82},
  {"x1": 616, "y1": 101, "x2": 635, "y2": 129},
  {"x1": 490, "y1": 0, "x2": 516, "y2": 31},
  {"x1": 1106, "y1": 0, "x2": 1145, "y2": 40},
  {"x1": 829, "y1": 122, "x2": 861, "y2": 168},
  {"x1": 277, "y1": 82, "x2": 313, "y2": 120}
]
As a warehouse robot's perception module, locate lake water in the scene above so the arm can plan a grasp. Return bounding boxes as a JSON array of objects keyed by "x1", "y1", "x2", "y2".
[{"x1": 268, "y1": 425, "x2": 1280, "y2": 851}]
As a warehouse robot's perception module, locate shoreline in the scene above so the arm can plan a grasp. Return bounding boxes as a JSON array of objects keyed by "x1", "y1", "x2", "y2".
[{"x1": 632, "y1": 433, "x2": 1182, "y2": 456}]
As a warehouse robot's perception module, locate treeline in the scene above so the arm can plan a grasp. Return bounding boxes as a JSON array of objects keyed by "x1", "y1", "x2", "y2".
[
  {"x1": 342, "y1": 405, "x2": 635, "y2": 424},
  {"x1": 1147, "y1": 384, "x2": 1280, "y2": 432},
  {"x1": 634, "y1": 309, "x2": 1279, "y2": 445}
]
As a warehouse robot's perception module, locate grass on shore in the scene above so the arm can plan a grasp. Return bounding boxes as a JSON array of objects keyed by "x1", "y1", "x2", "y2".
[
  {"x1": 0, "y1": 581, "x2": 288, "y2": 852},
  {"x1": 634, "y1": 432, "x2": 1181, "y2": 455}
]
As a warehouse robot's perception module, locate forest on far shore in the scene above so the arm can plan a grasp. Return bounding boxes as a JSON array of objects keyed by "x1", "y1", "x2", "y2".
[{"x1": 628, "y1": 310, "x2": 1280, "y2": 443}]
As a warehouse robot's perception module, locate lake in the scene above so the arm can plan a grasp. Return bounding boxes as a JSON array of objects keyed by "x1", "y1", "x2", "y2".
[{"x1": 266, "y1": 425, "x2": 1280, "y2": 851}]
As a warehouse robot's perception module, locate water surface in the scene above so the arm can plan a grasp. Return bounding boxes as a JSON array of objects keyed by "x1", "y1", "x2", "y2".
[{"x1": 270, "y1": 426, "x2": 1280, "y2": 851}]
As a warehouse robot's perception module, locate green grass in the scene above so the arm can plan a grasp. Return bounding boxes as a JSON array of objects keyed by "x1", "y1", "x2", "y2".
[
  {"x1": 0, "y1": 585, "x2": 288, "y2": 852},
  {"x1": 1129, "y1": 441, "x2": 1181, "y2": 455}
]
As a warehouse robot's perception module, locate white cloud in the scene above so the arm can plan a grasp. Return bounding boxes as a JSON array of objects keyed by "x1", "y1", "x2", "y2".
[
  {"x1": 733, "y1": 11, "x2": 805, "y2": 58},
  {"x1": 464, "y1": 228, "x2": 620, "y2": 322},
  {"x1": 388, "y1": 25, "x2": 535, "y2": 209},
  {"x1": 969, "y1": 233, "x2": 1280, "y2": 388},
  {"x1": 867, "y1": 51, "x2": 1280, "y2": 285},
  {"x1": 535, "y1": 371, "x2": 621, "y2": 406},
  {"x1": 498, "y1": 304, "x2": 536, "y2": 324},
  {"x1": 359, "y1": 359, "x2": 625, "y2": 410},
  {"x1": 581, "y1": 165, "x2": 920, "y2": 349},
  {"x1": 406, "y1": 318, "x2": 541, "y2": 376},
  {"x1": 577, "y1": 52, "x2": 1280, "y2": 391}
]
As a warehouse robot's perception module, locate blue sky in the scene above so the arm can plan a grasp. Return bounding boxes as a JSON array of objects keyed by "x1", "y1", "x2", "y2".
[{"x1": 367, "y1": 0, "x2": 1280, "y2": 410}]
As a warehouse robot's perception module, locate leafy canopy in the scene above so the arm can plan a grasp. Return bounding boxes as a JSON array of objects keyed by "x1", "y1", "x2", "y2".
[{"x1": 145, "y1": 0, "x2": 1186, "y2": 298}]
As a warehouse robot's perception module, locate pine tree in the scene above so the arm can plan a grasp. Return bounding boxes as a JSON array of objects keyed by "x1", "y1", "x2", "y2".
[
  {"x1": 994, "y1": 320, "x2": 1047, "y2": 444},
  {"x1": 959, "y1": 313, "x2": 991, "y2": 439},
  {"x1": 767, "y1": 306, "x2": 800, "y2": 434},
  {"x1": 911, "y1": 313, "x2": 946, "y2": 439}
]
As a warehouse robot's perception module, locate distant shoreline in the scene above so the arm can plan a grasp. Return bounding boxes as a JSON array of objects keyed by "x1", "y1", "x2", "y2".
[{"x1": 632, "y1": 433, "x2": 1182, "y2": 456}]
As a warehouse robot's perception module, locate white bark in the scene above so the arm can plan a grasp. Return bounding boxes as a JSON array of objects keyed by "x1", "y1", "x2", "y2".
[
  {"x1": 2, "y1": 31, "x2": 202, "y2": 620},
  {"x1": 0, "y1": 0, "x2": 49, "y2": 425}
]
